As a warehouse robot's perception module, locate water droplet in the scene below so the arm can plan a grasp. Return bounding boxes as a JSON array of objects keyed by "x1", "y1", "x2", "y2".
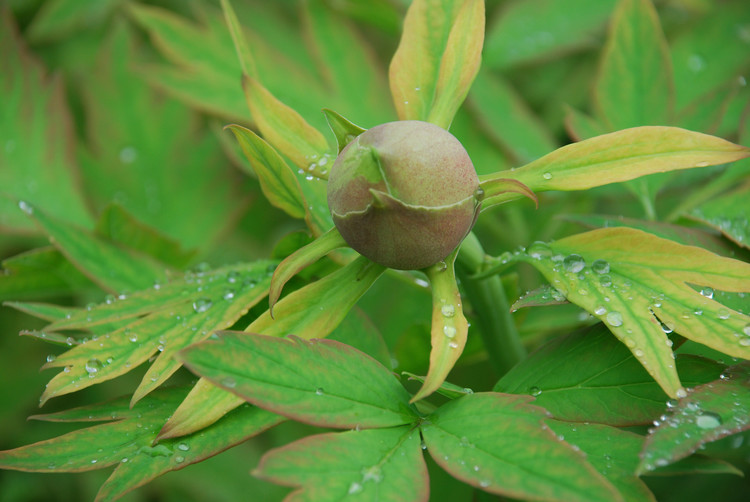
[
  {"x1": 717, "y1": 309, "x2": 730, "y2": 320},
  {"x1": 592, "y1": 259, "x2": 610, "y2": 274},
  {"x1": 599, "y1": 274, "x2": 613, "y2": 287},
  {"x1": 448, "y1": 341, "x2": 459, "y2": 349},
  {"x1": 175, "y1": 456, "x2": 185, "y2": 464},
  {"x1": 675, "y1": 388, "x2": 688, "y2": 399},
  {"x1": 46, "y1": 354, "x2": 56, "y2": 363},
  {"x1": 441, "y1": 304, "x2": 456, "y2": 318},
  {"x1": 563, "y1": 254, "x2": 585, "y2": 273},
  {"x1": 527, "y1": 241, "x2": 551, "y2": 259},
  {"x1": 223, "y1": 289, "x2": 236, "y2": 301},
  {"x1": 361, "y1": 465, "x2": 383, "y2": 483},
  {"x1": 348, "y1": 482, "x2": 363, "y2": 494},
  {"x1": 129, "y1": 332, "x2": 138, "y2": 343},
  {"x1": 443, "y1": 325, "x2": 457, "y2": 338},
  {"x1": 227, "y1": 271, "x2": 240, "y2": 283},
  {"x1": 435, "y1": 261, "x2": 448, "y2": 272},
  {"x1": 316, "y1": 387, "x2": 324, "y2": 395},
  {"x1": 696, "y1": 411, "x2": 722, "y2": 429},
  {"x1": 740, "y1": 337, "x2": 750, "y2": 347},
  {"x1": 222, "y1": 377, "x2": 237, "y2": 388},
  {"x1": 192, "y1": 297, "x2": 213, "y2": 313},
  {"x1": 700, "y1": 287, "x2": 714, "y2": 299},
  {"x1": 85, "y1": 359, "x2": 103, "y2": 375},
  {"x1": 605, "y1": 311, "x2": 623, "y2": 327},
  {"x1": 119, "y1": 146, "x2": 138, "y2": 164},
  {"x1": 594, "y1": 306, "x2": 607, "y2": 316},
  {"x1": 529, "y1": 386, "x2": 542, "y2": 397},
  {"x1": 479, "y1": 480, "x2": 491, "y2": 488},
  {"x1": 177, "y1": 443, "x2": 190, "y2": 451},
  {"x1": 18, "y1": 200, "x2": 33, "y2": 215},
  {"x1": 542, "y1": 172, "x2": 552, "y2": 180}
]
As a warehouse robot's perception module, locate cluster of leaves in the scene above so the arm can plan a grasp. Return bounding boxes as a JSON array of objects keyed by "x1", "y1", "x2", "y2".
[{"x1": 1, "y1": 0, "x2": 750, "y2": 501}]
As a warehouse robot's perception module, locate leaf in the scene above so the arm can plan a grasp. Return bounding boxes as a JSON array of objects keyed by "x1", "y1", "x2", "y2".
[
  {"x1": 479, "y1": 126, "x2": 750, "y2": 206},
  {"x1": 478, "y1": 178, "x2": 538, "y2": 211},
  {"x1": 37, "y1": 261, "x2": 276, "y2": 406},
  {"x1": 227, "y1": 125, "x2": 307, "y2": 220},
  {"x1": 26, "y1": 0, "x2": 121, "y2": 43},
  {"x1": 322, "y1": 108, "x2": 366, "y2": 153},
  {"x1": 389, "y1": 0, "x2": 484, "y2": 129},
  {"x1": 468, "y1": 69, "x2": 557, "y2": 164},
  {"x1": 268, "y1": 227, "x2": 348, "y2": 315},
  {"x1": 220, "y1": 0, "x2": 256, "y2": 76},
  {"x1": 0, "y1": 11, "x2": 92, "y2": 233},
  {"x1": 243, "y1": 75, "x2": 331, "y2": 173},
  {"x1": 545, "y1": 421, "x2": 656, "y2": 501},
  {"x1": 412, "y1": 251, "x2": 469, "y2": 402},
  {"x1": 421, "y1": 393, "x2": 621, "y2": 501},
  {"x1": 564, "y1": 106, "x2": 609, "y2": 141},
  {"x1": 161, "y1": 256, "x2": 386, "y2": 437},
  {"x1": 646, "y1": 454, "x2": 744, "y2": 477},
  {"x1": 254, "y1": 427, "x2": 427, "y2": 501},
  {"x1": 179, "y1": 333, "x2": 417, "y2": 429},
  {"x1": 510, "y1": 285, "x2": 568, "y2": 312},
  {"x1": 638, "y1": 363, "x2": 750, "y2": 474},
  {"x1": 402, "y1": 373, "x2": 475, "y2": 400},
  {"x1": 484, "y1": 0, "x2": 617, "y2": 69},
  {"x1": 495, "y1": 324, "x2": 724, "y2": 426},
  {"x1": 689, "y1": 182, "x2": 750, "y2": 248},
  {"x1": 513, "y1": 227, "x2": 750, "y2": 398},
  {"x1": 27, "y1": 205, "x2": 171, "y2": 294},
  {"x1": 0, "y1": 387, "x2": 282, "y2": 502},
  {"x1": 594, "y1": 0, "x2": 673, "y2": 129},
  {"x1": 94, "y1": 204, "x2": 196, "y2": 269},
  {"x1": 0, "y1": 247, "x2": 95, "y2": 302},
  {"x1": 78, "y1": 22, "x2": 239, "y2": 252}
]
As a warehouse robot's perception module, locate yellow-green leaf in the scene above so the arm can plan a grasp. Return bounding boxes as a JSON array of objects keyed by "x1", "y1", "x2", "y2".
[
  {"x1": 514, "y1": 227, "x2": 750, "y2": 398},
  {"x1": 389, "y1": 0, "x2": 484, "y2": 129}
]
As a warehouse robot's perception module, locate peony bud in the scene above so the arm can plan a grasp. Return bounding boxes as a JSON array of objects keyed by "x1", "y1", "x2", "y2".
[{"x1": 327, "y1": 120, "x2": 482, "y2": 270}]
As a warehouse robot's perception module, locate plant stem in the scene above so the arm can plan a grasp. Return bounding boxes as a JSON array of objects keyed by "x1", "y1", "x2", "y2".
[{"x1": 456, "y1": 232, "x2": 525, "y2": 375}]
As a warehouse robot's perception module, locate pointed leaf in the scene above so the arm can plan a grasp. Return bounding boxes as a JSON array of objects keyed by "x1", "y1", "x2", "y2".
[
  {"x1": 0, "y1": 11, "x2": 91, "y2": 232},
  {"x1": 269, "y1": 227, "x2": 347, "y2": 315},
  {"x1": 228, "y1": 124, "x2": 307, "y2": 220},
  {"x1": 513, "y1": 227, "x2": 750, "y2": 398},
  {"x1": 220, "y1": 0, "x2": 256, "y2": 77},
  {"x1": 389, "y1": 0, "x2": 484, "y2": 128},
  {"x1": 595, "y1": 0, "x2": 673, "y2": 129},
  {"x1": 162, "y1": 256, "x2": 386, "y2": 437},
  {"x1": 179, "y1": 333, "x2": 417, "y2": 429},
  {"x1": 27, "y1": 205, "x2": 170, "y2": 293},
  {"x1": 255, "y1": 427, "x2": 427, "y2": 501},
  {"x1": 421, "y1": 393, "x2": 621, "y2": 501},
  {"x1": 38, "y1": 261, "x2": 275, "y2": 406},
  {"x1": 243, "y1": 75, "x2": 330, "y2": 173},
  {"x1": 480, "y1": 126, "x2": 750, "y2": 204},
  {"x1": 638, "y1": 363, "x2": 750, "y2": 474},
  {"x1": 479, "y1": 177, "x2": 538, "y2": 211},
  {"x1": 323, "y1": 108, "x2": 366, "y2": 153},
  {"x1": 495, "y1": 324, "x2": 724, "y2": 426},
  {"x1": 412, "y1": 251, "x2": 469, "y2": 402},
  {"x1": 0, "y1": 388, "x2": 282, "y2": 502},
  {"x1": 546, "y1": 421, "x2": 656, "y2": 502},
  {"x1": 510, "y1": 285, "x2": 568, "y2": 312},
  {"x1": 402, "y1": 372, "x2": 475, "y2": 400}
]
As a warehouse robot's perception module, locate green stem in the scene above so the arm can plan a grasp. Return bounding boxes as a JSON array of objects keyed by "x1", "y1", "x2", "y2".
[{"x1": 456, "y1": 232, "x2": 525, "y2": 375}]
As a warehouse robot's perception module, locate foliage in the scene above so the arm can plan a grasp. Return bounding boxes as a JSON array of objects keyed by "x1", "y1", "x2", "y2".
[{"x1": 1, "y1": 0, "x2": 750, "y2": 501}]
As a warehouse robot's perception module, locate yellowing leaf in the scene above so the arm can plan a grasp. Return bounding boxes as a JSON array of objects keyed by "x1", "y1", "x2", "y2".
[
  {"x1": 479, "y1": 126, "x2": 750, "y2": 208},
  {"x1": 514, "y1": 227, "x2": 750, "y2": 398},
  {"x1": 389, "y1": 0, "x2": 484, "y2": 129}
]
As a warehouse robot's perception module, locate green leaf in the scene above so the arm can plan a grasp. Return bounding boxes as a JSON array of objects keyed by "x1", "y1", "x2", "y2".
[
  {"x1": 646, "y1": 454, "x2": 744, "y2": 477},
  {"x1": 389, "y1": 0, "x2": 484, "y2": 129},
  {"x1": 689, "y1": 183, "x2": 750, "y2": 248},
  {"x1": 638, "y1": 363, "x2": 750, "y2": 474},
  {"x1": 495, "y1": 324, "x2": 723, "y2": 426},
  {"x1": 254, "y1": 427, "x2": 427, "y2": 501},
  {"x1": 484, "y1": 0, "x2": 617, "y2": 69},
  {"x1": 268, "y1": 227, "x2": 347, "y2": 315},
  {"x1": 513, "y1": 227, "x2": 750, "y2": 398},
  {"x1": 243, "y1": 75, "x2": 331, "y2": 174},
  {"x1": 594, "y1": 0, "x2": 673, "y2": 129},
  {"x1": 162, "y1": 256, "x2": 386, "y2": 437},
  {"x1": 323, "y1": 108, "x2": 366, "y2": 153},
  {"x1": 412, "y1": 251, "x2": 469, "y2": 402},
  {"x1": 510, "y1": 285, "x2": 568, "y2": 312},
  {"x1": 227, "y1": 125, "x2": 307, "y2": 220},
  {"x1": 479, "y1": 126, "x2": 750, "y2": 207},
  {"x1": 78, "y1": 22, "x2": 238, "y2": 252},
  {"x1": 545, "y1": 421, "x2": 656, "y2": 501},
  {"x1": 27, "y1": 205, "x2": 170, "y2": 294},
  {"x1": 0, "y1": 388, "x2": 282, "y2": 502},
  {"x1": 0, "y1": 247, "x2": 95, "y2": 302},
  {"x1": 180, "y1": 333, "x2": 417, "y2": 429},
  {"x1": 219, "y1": 0, "x2": 256, "y2": 76},
  {"x1": 0, "y1": 12, "x2": 92, "y2": 233},
  {"x1": 402, "y1": 372, "x2": 475, "y2": 400},
  {"x1": 421, "y1": 393, "x2": 621, "y2": 501},
  {"x1": 468, "y1": 69, "x2": 557, "y2": 164},
  {"x1": 94, "y1": 204, "x2": 196, "y2": 269},
  {"x1": 26, "y1": 0, "x2": 121, "y2": 43},
  {"x1": 38, "y1": 261, "x2": 276, "y2": 406}
]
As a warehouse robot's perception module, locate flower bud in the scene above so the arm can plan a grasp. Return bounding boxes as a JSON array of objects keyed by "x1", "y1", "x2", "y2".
[{"x1": 327, "y1": 120, "x2": 481, "y2": 270}]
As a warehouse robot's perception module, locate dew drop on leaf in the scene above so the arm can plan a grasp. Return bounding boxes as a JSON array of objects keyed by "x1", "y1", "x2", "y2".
[
  {"x1": 315, "y1": 387, "x2": 324, "y2": 396},
  {"x1": 85, "y1": 358, "x2": 103, "y2": 375},
  {"x1": 700, "y1": 287, "x2": 714, "y2": 299},
  {"x1": 227, "y1": 271, "x2": 240, "y2": 283},
  {"x1": 542, "y1": 172, "x2": 552, "y2": 180},
  {"x1": 594, "y1": 306, "x2": 607, "y2": 316},
  {"x1": 696, "y1": 412, "x2": 722, "y2": 429},
  {"x1": 348, "y1": 482, "x2": 363, "y2": 494},
  {"x1": 441, "y1": 304, "x2": 456, "y2": 317},
  {"x1": 592, "y1": 259, "x2": 610, "y2": 274},
  {"x1": 443, "y1": 325, "x2": 457, "y2": 338},
  {"x1": 192, "y1": 298, "x2": 213, "y2": 313},
  {"x1": 222, "y1": 377, "x2": 237, "y2": 389},
  {"x1": 529, "y1": 386, "x2": 542, "y2": 397},
  {"x1": 605, "y1": 311, "x2": 623, "y2": 327},
  {"x1": 562, "y1": 254, "x2": 585, "y2": 273},
  {"x1": 177, "y1": 443, "x2": 190, "y2": 451}
]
